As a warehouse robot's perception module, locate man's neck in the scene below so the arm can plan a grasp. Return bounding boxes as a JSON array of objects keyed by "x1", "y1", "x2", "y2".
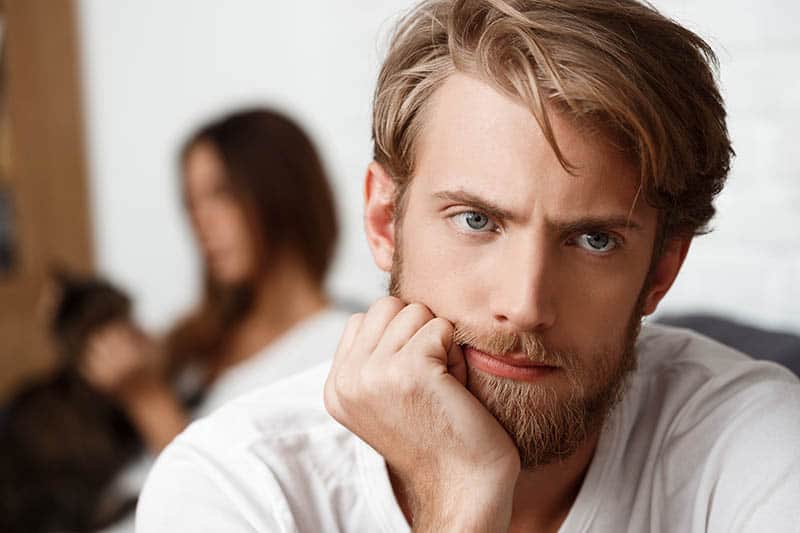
[
  {"x1": 390, "y1": 430, "x2": 600, "y2": 532},
  {"x1": 508, "y1": 431, "x2": 600, "y2": 532}
]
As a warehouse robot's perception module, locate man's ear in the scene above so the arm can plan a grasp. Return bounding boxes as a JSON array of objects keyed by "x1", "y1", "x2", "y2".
[
  {"x1": 364, "y1": 161, "x2": 397, "y2": 273},
  {"x1": 641, "y1": 237, "x2": 692, "y2": 316}
]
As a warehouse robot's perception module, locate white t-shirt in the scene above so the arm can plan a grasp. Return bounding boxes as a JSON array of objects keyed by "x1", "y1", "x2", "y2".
[
  {"x1": 102, "y1": 307, "x2": 351, "y2": 533},
  {"x1": 192, "y1": 307, "x2": 352, "y2": 418},
  {"x1": 136, "y1": 324, "x2": 800, "y2": 532}
]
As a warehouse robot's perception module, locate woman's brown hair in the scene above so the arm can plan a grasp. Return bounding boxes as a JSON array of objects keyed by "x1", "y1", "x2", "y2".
[{"x1": 166, "y1": 108, "x2": 338, "y2": 370}]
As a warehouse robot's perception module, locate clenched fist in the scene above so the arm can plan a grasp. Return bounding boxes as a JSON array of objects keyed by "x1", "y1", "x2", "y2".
[{"x1": 324, "y1": 296, "x2": 520, "y2": 532}]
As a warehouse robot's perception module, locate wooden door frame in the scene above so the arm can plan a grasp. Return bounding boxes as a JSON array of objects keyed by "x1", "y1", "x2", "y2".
[{"x1": 0, "y1": 0, "x2": 93, "y2": 400}]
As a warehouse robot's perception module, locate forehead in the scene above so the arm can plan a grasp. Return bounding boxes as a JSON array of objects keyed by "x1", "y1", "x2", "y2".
[
  {"x1": 184, "y1": 142, "x2": 226, "y2": 190},
  {"x1": 411, "y1": 73, "x2": 655, "y2": 228}
]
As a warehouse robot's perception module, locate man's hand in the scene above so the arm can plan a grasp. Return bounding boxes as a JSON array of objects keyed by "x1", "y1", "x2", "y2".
[{"x1": 324, "y1": 297, "x2": 520, "y2": 532}]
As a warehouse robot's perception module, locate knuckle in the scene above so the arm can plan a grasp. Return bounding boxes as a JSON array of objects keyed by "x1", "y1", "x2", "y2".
[
  {"x1": 333, "y1": 370, "x2": 350, "y2": 398},
  {"x1": 323, "y1": 380, "x2": 341, "y2": 419},
  {"x1": 404, "y1": 302, "x2": 433, "y2": 321},
  {"x1": 347, "y1": 312, "x2": 364, "y2": 328},
  {"x1": 427, "y1": 317, "x2": 454, "y2": 340},
  {"x1": 369, "y1": 296, "x2": 404, "y2": 316},
  {"x1": 393, "y1": 370, "x2": 419, "y2": 398},
  {"x1": 429, "y1": 316, "x2": 453, "y2": 332},
  {"x1": 359, "y1": 366, "x2": 383, "y2": 397}
]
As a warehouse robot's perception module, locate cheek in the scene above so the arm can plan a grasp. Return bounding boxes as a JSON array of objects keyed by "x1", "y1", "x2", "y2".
[
  {"x1": 216, "y1": 203, "x2": 252, "y2": 245},
  {"x1": 209, "y1": 205, "x2": 258, "y2": 279},
  {"x1": 397, "y1": 217, "x2": 492, "y2": 320},
  {"x1": 552, "y1": 258, "x2": 648, "y2": 350}
]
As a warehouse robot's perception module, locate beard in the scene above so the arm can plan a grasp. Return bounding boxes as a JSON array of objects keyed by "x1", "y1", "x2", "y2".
[
  {"x1": 455, "y1": 315, "x2": 640, "y2": 469},
  {"x1": 389, "y1": 246, "x2": 645, "y2": 470}
]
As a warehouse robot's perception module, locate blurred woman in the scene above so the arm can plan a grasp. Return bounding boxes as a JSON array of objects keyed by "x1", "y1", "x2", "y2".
[
  {"x1": 166, "y1": 107, "x2": 344, "y2": 416},
  {"x1": 88, "y1": 107, "x2": 345, "y2": 440},
  {"x1": 80, "y1": 109, "x2": 347, "y2": 531}
]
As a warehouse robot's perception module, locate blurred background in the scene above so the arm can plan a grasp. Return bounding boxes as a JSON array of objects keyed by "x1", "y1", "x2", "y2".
[{"x1": 1, "y1": 0, "x2": 799, "y2": 403}]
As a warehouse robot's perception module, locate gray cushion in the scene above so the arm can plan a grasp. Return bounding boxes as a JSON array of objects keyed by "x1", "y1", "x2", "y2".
[{"x1": 657, "y1": 314, "x2": 800, "y2": 377}]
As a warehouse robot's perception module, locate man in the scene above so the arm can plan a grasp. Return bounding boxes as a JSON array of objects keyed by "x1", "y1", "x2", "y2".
[{"x1": 137, "y1": 1, "x2": 800, "y2": 531}]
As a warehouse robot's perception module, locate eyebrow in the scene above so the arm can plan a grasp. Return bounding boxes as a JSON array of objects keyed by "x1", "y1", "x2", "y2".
[
  {"x1": 432, "y1": 189, "x2": 644, "y2": 233},
  {"x1": 554, "y1": 216, "x2": 643, "y2": 235},
  {"x1": 434, "y1": 190, "x2": 519, "y2": 222}
]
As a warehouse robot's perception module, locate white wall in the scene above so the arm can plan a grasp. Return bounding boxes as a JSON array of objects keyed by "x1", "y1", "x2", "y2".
[
  {"x1": 647, "y1": 0, "x2": 800, "y2": 331},
  {"x1": 78, "y1": 0, "x2": 800, "y2": 334}
]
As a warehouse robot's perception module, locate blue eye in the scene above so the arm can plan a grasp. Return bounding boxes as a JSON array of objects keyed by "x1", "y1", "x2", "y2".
[
  {"x1": 453, "y1": 211, "x2": 497, "y2": 232},
  {"x1": 576, "y1": 232, "x2": 617, "y2": 253}
]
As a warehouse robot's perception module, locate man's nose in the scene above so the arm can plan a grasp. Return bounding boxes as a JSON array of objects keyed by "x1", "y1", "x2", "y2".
[{"x1": 490, "y1": 237, "x2": 557, "y2": 332}]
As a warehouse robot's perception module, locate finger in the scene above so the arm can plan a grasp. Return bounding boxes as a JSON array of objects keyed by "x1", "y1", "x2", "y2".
[
  {"x1": 326, "y1": 313, "x2": 364, "y2": 419},
  {"x1": 350, "y1": 296, "x2": 405, "y2": 358},
  {"x1": 373, "y1": 303, "x2": 433, "y2": 358},
  {"x1": 332, "y1": 313, "x2": 365, "y2": 367},
  {"x1": 402, "y1": 317, "x2": 455, "y2": 370}
]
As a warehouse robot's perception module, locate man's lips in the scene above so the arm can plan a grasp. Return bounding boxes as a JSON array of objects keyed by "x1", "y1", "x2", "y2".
[{"x1": 463, "y1": 345, "x2": 559, "y2": 382}]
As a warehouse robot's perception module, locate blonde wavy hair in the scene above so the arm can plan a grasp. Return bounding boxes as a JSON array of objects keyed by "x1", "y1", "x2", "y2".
[{"x1": 372, "y1": 0, "x2": 732, "y2": 240}]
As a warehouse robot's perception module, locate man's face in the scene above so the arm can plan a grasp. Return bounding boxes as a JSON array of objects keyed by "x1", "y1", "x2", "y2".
[{"x1": 387, "y1": 74, "x2": 661, "y2": 468}]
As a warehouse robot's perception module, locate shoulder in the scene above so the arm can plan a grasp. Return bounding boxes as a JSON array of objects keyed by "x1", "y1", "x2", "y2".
[
  {"x1": 137, "y1": 362, "x2": 367, "y2": 531},
  {"x1": 632, "y1": 323, "x2": 800, "y2": 436},
  {"x1": 191, "y1": 307, "x2": 352, "y2": 417},
  {"x1": 635, "y1": 323, "x2": 799, "y2": 398},
  {"x1": 625, "y1": 324, "x2": 800, "y2": 530}
]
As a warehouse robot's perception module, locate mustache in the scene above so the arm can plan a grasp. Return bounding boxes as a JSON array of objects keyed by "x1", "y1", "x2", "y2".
[{"x1": 452, "y1": 324, "x2": 576, "y2": 370}]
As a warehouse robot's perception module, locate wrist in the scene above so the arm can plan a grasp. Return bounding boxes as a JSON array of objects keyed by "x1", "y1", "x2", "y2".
[
  {"x1": 413, "y1": 486, "x2": 516, "y2": 533},
  {"x1": 409, "y1": 465, "x2": 519, "y2": 533}
]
